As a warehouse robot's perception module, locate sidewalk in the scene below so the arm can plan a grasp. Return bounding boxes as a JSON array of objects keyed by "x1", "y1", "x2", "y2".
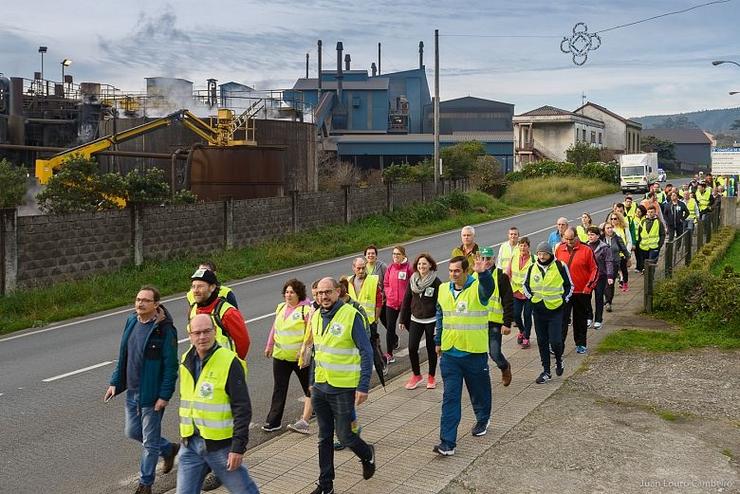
[{"x1": 169, "y1": 280, "x2": 649, "y2": 494}]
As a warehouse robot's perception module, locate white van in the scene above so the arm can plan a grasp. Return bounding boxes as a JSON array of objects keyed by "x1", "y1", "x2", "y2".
[{"x1": 619, "y1": 153, "x2": 658, "y2": 194}]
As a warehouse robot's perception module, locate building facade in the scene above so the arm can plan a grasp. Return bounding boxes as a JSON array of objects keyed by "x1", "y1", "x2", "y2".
[{"x1": 574, "y1": 102, "x2": 642, "y2": 154}]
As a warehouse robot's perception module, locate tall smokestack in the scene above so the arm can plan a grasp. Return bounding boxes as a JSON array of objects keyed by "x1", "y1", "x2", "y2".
[
  {"x1": 419, "y1": 41, "x2": 424, "y2": 69},
  {"x1": 336, "y1": 41, "x2": 344, "y2": 102},
  {"x1": 305, "y1": 53, "x2": 309, "y2": 79},
  {"x1": 317, "y1": 40, "x2": 323, "y2": 94},
  {"x1": 344, "y1": 53, "x2": 351, "y2": 71},
  {"x1": 371, "y1": 62, "x2": 377, "y2": 77},
  {"x1": 378, "y1": 42, "x2": 382, "y2": 74}
]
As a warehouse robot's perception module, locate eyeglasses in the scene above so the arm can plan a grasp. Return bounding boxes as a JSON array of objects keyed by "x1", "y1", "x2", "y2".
[
  {"x1": 135, "y1": 298, "x2": 154, "y2": 303},
  {"x1": 189, "y1": 329, "x2": 213, "y2": 337},
  {"x1": 316, "y1": 289, "x2": 335, "y2": 296}
]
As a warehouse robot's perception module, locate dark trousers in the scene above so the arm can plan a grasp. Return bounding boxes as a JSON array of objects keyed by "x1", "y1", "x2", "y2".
[
  {"x1": 265, "y1": 358, "x2": 310, "y2": 427},
  {"x1": 513, "y1": 297, "x2": 533, "y2": 339},
  {"x1": 562, "y1": 294, "x2": 590, "y2": 347},
  {"x1": 605, "y1": 263, "x2": 620, "y2": 304},
  {"x1": 532, "y1": 305, "x2": 563, "y2": 374},
  {"x1": 635, "y1": 248, "x2": 645, "y2": 272},
  {"x1": 619, "y1": 258, "x2": 629, "y2": 284},
  {"x1": 488, "y1": 323, "x2": 509, "y2": 370},
  {"x1": 385, "y1": 306, "x2": 400, "y2": 355},
  {"x1": 313, "y1": 387, "x2": 372, "y2": 490},
  {"x1": 593, "y1": 276, "x2": 607, "y2": 323},
  {"x1": 408, "y1": 320, "x2": 437, "y2": 376}
]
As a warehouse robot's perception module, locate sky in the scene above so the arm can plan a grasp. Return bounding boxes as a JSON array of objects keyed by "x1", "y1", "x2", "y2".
[{"x1": 2, "y1": 0, "x2": 740, "y2": 119}]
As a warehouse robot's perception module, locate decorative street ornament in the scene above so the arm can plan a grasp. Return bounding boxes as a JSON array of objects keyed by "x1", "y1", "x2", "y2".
[{"x1": 560, "y1": 22, "x2": 601, "y2": 66}]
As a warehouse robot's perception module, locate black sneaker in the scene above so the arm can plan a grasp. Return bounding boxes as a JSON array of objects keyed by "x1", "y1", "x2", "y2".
[
  {"x1": 471, "y1": 419, "x2": 490, "y2": 437},
  {"x1": 433, "y1": 443, "x2": 455, "y2": 456},
  {"x1": 535, "y1": 372, "x2": 551, "y2": 384},
  {"x1": 361, "y1": 445, "x2": 376, "y2": 480},
  {"x1": 201, "y1": 472, "x2": 222, "y2": 491},
  {"x1": 309, "y1": 483, "x2": 334, "y2": 494},
  {"x1": 555, "y1": 362, "x2": 564, "y2": 377},
  {"x1": 261, "y1": 423, "x2": 281, "y2": 432}
]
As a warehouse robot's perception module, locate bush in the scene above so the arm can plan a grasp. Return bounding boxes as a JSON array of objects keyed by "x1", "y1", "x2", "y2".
[
  {"x1": 0, "y1": 159, "x2": 28, "y2": 208},
  {"x1": 471, "y1": 155, "x2": 508, "y2": 197},
  {"x1": 507, "y1": 159, "x2": 618, "y2": 184},
  {"x1": 124, "y1": 167, "x2": 171, "y2": 205},
  {"x1": 566, "y1": 141, "x2": 601, "y2": 166},
  {"x1": 172, "y1": 189, "x2": 198, "y2": 204}
]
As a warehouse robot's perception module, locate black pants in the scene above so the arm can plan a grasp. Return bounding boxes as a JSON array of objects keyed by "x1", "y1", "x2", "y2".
[
  {"x1": 385, "y1": 306, "x2": 400, "y2": 355},
  {"x1": 265, "y1": 357, "x2": 310, "y2": 427},
  {"x1": 562, "y1": 294, "x2": 590, "y2": 347},
  {"x1": 533, "y1": 305, "x2": 563, "y2": 375},
  {"x1": 635, "y1": 248, "x2": 645, "y2": 272},
  {"x1": 408, "y1": 320, "x2": 437, "y2": 376},
  {"x1": 605, "y1": 262, "x2": 620, "y2": 304},
  {"x1": 593, "y1": 276, "x2": 607, "y2": 323},
  {"x1": 619, "y1": 257, "x2": 629, "y2": 284}
]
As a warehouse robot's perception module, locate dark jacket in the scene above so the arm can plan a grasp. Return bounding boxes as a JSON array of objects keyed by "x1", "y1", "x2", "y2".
[
  {"x1": 587, "y1": 239, "x2": 614, "y2": 280},
  {"x1": 491, "y1": 268, "x2": 514, "y2": 328},
  {"x1": 603, "y1": 234, "x2": 630, "y2": 266},
  {"x1": 110, "y1": 305, "x2": 178, "y2": 407},
  {"x1": 662, "y1": 201, "x2": 689, "y2": 231},
  {"x1": 399, "y1": 276, "x2": 442, "y2": 327},
  {"x1": 181, "y1": 343, "x2": 252, "y2": 454}
]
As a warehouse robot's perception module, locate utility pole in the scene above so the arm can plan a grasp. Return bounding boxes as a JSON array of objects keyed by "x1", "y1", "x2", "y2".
[{"x1": 434, "y1": 29, "x2": 440, "y2": 195}]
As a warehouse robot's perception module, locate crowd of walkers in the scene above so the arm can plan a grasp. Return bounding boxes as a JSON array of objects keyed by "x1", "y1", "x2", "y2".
[{"x1": 104, "y1": 173, "x2": 730, "y2": 494}]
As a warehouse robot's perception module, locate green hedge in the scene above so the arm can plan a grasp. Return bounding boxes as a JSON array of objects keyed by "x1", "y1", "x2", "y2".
[{"x1": 506, "y1": 160, "x2": 618, "y2": 184}]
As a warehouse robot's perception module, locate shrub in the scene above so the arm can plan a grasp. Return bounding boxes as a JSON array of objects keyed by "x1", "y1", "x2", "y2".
[
  {"x1": 172, "y1": 189, "x2": 198, "y2": 204},
  {"x1": 507, "y1": 160, "x2": 618, "y2": 184},
  {"x1": 471, "y1": 155, "x2": 508, "y2": 197},
  {"x1": 0, "y1": 159, "x2": 28, "y2": 208},
  {"x1": 566, "y1": 141, "x2": 601, "y2": 166},
  {"x1": 124, "y1": 167, "x2": 171, "y2": 205}
]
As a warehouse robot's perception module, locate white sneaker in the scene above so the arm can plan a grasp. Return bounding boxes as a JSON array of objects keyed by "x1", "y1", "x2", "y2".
[
  {"x1": 594, "y1": 322, "x2": 602, "y2": 330},
  {"x1": 587, "y1": 319, "x2": 593, "y2": 328},
  {"x1": 287, "y1": 419, "x2": 310, "y2": 434}
]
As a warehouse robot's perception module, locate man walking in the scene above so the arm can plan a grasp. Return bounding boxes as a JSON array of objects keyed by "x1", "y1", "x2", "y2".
[
  {"x1": 496, "y1": 227, "x2": 519, "y2": 270},
  {"x1": 555, "y1": 228, "x2": 598, "y2": 354},
  {"x1": 347, "y1": 258, "x2": 383, "y2": 360},
  {"x1": 186, "y1": 261, "x2": 239, "y2": 308},
  {"x1": 480, "y1": 246, "x2": 514, "y2": 387},
  {"x1": 639, "y1": 205, "x2": 666, "y2": 265},
  {"x1": 451, "y1": 226, "x2": 480, "y2": 274},
  {"x1": 434, "y1": 255, "x2": 494, "y2": 456},
  {"x1": 548, "y1": 217, "x2": 568, "y2": 252},
  {"x1": 177, "y1": 314, "x2": 259, "y2": 494},
  {"x1": 105, "y1": 286, "x2": 179, "y2": 494},
  {"x1": 310, "y1": 277, "x2": 376, "y2": 494},
  {"x1": 662, "y1": 191, "x2": 689, "y2": 245}
]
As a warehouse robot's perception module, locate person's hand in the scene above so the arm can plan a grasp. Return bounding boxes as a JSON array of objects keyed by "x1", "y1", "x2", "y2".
[
  {"x1": 435, "y1": 345, "x2": 442, "y2": 357},
  {"x1": 154, "y1": 399, "x2": 168, "y2": 412},
  {"x1": 355, "y1": 391, "x2": 368, "y2": 406},
  {"x1": 607, "y1": 279, "x2": 614, "y2": 286},
  {"x1": 103, "y1": 386, "x2": 116, "y2": 402},
  {"x1": 501, "y1": 326, "x2": 511, "y2": 335},
  {"x1": 264, "y1": 348, "x2": 272, "y2": 358},
  {"x1": 473, "y1": 254, "x2": 493, "y2": 273},
  {"x1": 226, "y1": 452, "x2": 243, "y2": 471}
]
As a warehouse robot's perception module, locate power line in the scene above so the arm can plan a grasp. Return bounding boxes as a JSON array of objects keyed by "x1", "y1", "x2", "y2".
[{"x1": 596, "y1": 0, "x2": 732, "y2": 33}]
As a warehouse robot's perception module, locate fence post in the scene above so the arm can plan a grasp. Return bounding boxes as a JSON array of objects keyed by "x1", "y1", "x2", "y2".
[
  {"x1": 343, "y1": 185, "x2": 351, "y2": 224},
  {"x1": 705, "y1": 215, "x2": 712, "y2": 244},
  {"x1": 696, "y1": 217, "x2": 704, "y2": 252},
  {"x1": 644, "y1": 262, "x2": 655, "y2": 313},
  {"x1": 421, "y1": 181, "x2": 425, "y2": 202},
  {"x1": 685, "y1": 227, "x2": 692, "y2": 266},
  {"x1": 1, "y1": 207, "x2": 18, "y2": 295},
  {"x1": 131, "y1": 204, "x2": 144, "y2": 267},
  {"x1": 224, "y1": 198, "x2": 234, "y2": 250},
  {"x1": 386, "y1": 181, "x2": 394, "y2": 213},
  {"x1": 290, "y1": 190, "x2": 299, "y2": 233},
  {"x1": 664, "y1": 240, "x2": 673, "y2": 278}
]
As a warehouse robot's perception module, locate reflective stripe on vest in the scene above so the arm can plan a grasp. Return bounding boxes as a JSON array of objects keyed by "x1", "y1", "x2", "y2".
[
  {"x1": 312, "y1": 304, "x2": 362, "y2": 388},
  {"x1": 272, "y1": 303, "x2": 306, "y2": 362},
  {"x1": 510, "y1": 252, "x2": 533, "y2": 294},
  {"x1": 576, "y1": 225, "x2": 588, "y2": 243},
  {"x1": 347, "y1": 275, "x2": 379, "y2": 324},
  {"x1": 686, "y1": 198, "x2": 697, "y2": 221},
  {"x1": 696, "y1": 189, "x2": 711, "y2": 211},
  {"x1": 179, "y1": 347, "x2": 236, "y2": 441},
  {"x1": 488, "y1": 270, "x2": 504, "y2": 324},
  {"x1": 438, "y1": 278, "x2": 489, "y2": 353},
  {"x1": 639, "y1": 219, "x2": 660, "y2": 251},
  {"x1": 526, "y1": 262, "x2": 565, "y2": 310}
]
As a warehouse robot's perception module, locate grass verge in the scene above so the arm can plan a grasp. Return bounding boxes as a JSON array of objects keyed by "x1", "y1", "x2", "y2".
[
  {"x1": 0, "y1": 179, "x2": 617, "y2": 334},
  {"x1": 712, "y1": 230, "x2": 740, "y2": 274}
]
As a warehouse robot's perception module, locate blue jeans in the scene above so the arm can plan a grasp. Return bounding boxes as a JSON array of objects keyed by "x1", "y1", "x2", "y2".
[
  {"x1": 124, "y1": 391, "x2": 173, "y2": 486},
  {"x1": 532, "y1": 305, "x2": 564, "y2": 374},
  {"x1": 513, "y1": 298, "x2": 532, "y2": 339},
  {"x1": 439, "y1": 352, "x2": 491, "y2": 449},
  {"x1": 488, "y1": 323, "x2": 509, "y2": 370},
  {"x1": 176, "y1": 435, "x2": 259, "y2": 494},
  {"x1": 312, "y1": 386, "x2": 372, "y2": 490}
]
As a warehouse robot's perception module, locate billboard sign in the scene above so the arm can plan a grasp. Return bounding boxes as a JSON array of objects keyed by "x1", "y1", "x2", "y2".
[{"x1": 711, "y1": 147, "x2": 740, "y2": 174}]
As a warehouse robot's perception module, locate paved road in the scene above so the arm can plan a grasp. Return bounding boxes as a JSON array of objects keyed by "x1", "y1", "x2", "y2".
[{"x1": 0, "y1": 193, "x2": 621, "y2": 493}]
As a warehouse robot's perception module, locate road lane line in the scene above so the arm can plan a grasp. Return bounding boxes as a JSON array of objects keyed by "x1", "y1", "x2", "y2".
[
  {"x1": 42, "y1": 361, "x2": 114, "y2": 382},
  {"x1": 177, "y1": 313, "x2": 275, "y2": 344},
  {"x1": 1, "y1": 201, "x2": 616, "y2": 344}
]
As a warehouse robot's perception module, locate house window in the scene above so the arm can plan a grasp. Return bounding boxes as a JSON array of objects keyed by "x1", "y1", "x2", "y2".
[
  {"x1": 590, "y1": 131, "x2": 596, "y2": 144},
  {"x1": 598, "y1": 132, "x2": 602, "y2": 144},
  {"x1": 582, "y1": 129, "x2": 587, "y2": 141}
]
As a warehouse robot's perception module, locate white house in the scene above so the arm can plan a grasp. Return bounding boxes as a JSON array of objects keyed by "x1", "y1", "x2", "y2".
[{"x1": 573, "y1": 101, "x2": 642, "y2": 154}]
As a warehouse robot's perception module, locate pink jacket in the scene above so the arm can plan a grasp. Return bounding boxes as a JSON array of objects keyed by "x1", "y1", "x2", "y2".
[{"x1": 384, "y1": 259, "x2": 413, "y2": 310}]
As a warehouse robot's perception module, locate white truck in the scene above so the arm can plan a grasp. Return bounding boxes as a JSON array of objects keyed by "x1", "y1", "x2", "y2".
[{"x1": 619, "y1": 153, "x2": 658, "y2": 194}]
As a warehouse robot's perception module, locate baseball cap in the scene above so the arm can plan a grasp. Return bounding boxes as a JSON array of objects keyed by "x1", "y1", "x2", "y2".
[
  {"x1": 191, "y1": 268, "x2": 218, "y2": 285},
  {"x1": 480, "y1": 246, "x2": 494, "y2": 257}
]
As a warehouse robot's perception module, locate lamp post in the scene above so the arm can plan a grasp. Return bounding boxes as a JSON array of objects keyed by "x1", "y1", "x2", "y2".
[
  {"x1": 730, "y1": 91, "x2": 739, "y2": 95},
  {"x1": 712, "y1": 60, "x2": 740, "y2": 68},
  {"x1": 38, "y1": 46, "x2": 47, "y2": 94},
  {"x1": 61, "y1": 59, "x2": 72, "y2": 97}
]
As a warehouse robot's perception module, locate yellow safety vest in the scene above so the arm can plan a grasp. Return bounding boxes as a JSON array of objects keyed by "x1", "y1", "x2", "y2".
[
  {"x1": 576, "y1": 225, "x2": 589, "y2": 242},
  {"x1": 686, "y1": 198, "x2": 697, "y2": 221},
  {"x1": 179, "y1": 346, "x2": 237, "y2": 441},
  {"x1": 696, "y1": 189, "x2": 711, "y2": 211},
  {"x1": 639, "y1": 219, "x2": 660, "y2": 251},
  {"x1": 526, "y1": 261, "x2": 565, "y2": 310},
  {"x1": 347, "y1": 274, "x2": 379, "y2": 324},
  {"x1": 625, "y1": 202, "x2": 637, "y2": 218},
  {"x1": 312, "y1": 303, "x2": 362, "y2": 388},
  {"x1": 186, "y1": 285, "x2": 234, "y2": 306},
  {"x1": 497, "y1": 243, "x2": 519, "y2": 270},
  {"x1": 272, "y1": 303, "x2": 307, "y2": 362},
  {"x1": 487, "y1": 270, "x2": 505, "y2": 324},
  {"x1": 510, "y1": 252, "x2": 533, "y2": 294},
  {"x1": 438, "y1": 278, "x2": 489, "y2": 353},
  {"x1": 189, "y1": 299, "x2": 237, "y2": 354}
]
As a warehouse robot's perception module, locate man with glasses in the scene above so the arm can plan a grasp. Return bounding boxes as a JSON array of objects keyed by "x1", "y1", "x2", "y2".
[
  {"x1": 105, "y1": 286, "x2": 179, "y2": 494},
  {"x1": 548, "y1": 218, "x2": 568, "y2": 252}
]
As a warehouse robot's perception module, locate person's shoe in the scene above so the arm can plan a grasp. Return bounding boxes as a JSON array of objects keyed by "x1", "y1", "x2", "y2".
[
  {"x1": 426, "y1": 374, "x2": 437, "y2": 389},
  {"x1": 535, "y1": 372, "x2": 551, "y2": 384},
  {"x1": 201, "y1": 472, "x2": 222, "y2": 491},
  {"x1": 516, "y1": 332, "x2": 524, "y2": 345},
  {"x1": 333, "y1": 439, "x2": 345, "y2": 450},
  {"x1": 261, "y1": 423, "x2": 281, "y2": 432},
  {"x1": 605, "y1": 303, "x2": 612, "y2": 312},
  {"x1": 161, "y1": 442, "x2": 179, "y2": 474},
  {"x1": 404, "y1": 374, "x2": 423, "y2": 390},
  {"x1": 550, "y1": 347, "x2": 556, "y2": 355},
  {"x1": 594, "y1": 322, "x2": 602, "y2": 330},
  {"x1": 309, "y1": 483, "x2": 334, "y2": 494},
  {"x1": 394, "y1": 340, "x2": 400, "y2": 351},
  {"x1": 384, "y1": 353, "x2": 396, "y2": 364},
  {"x1": 555, "y1": 361, "x2": 564, "y2": 377},
  {"x1": 521, "y1": 338, "x2": 530, "y2": 349},
  {"x1": 623, "y1": 282, "x2": 629, "y2": 292},
  {"x1": 287, "y1": 419, "x2": 310, "y2": 434},
  {"x1": 587, "y1": 319, "x2": 593, "y2": 328},
  {"x1": 501, "y1": 363, "x2": 512, "y2": 387},
  {"x1": 433, "y1": 443, "x2": 455, "y2": 456},
  {"x1": 361, "y1": 444, "x2": 376, "y2": 480},
  {"x1": 471, "y1": 419, "x2": 490, "y2": 437},
  {"x1": 134, "y1": 484, "x2": 152, "y2": 494},
  {"x1": 576, "y1": 345, "x2": 587, "y2": 354}
]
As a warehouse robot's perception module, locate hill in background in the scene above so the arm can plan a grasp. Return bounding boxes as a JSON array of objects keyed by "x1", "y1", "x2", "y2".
[{"x1": 632, "y1": 107, "x2": 740, "y2": 134}]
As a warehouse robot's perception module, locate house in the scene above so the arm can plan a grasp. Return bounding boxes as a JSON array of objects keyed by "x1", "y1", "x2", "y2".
[
  {"x1": 513, "y1": 105, "x2": 605, "y2": 167},
  {"x1": 641, "y1": 128, "x2": 712, "y2": 170},
  {"x1": 573, "y1": 101, "x2": 642, "y2": 154}
]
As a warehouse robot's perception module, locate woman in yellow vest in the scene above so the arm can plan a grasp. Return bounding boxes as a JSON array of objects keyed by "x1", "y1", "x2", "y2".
[
  {"x1": 576, "y1": 212, "x2": 593, "y2": 243},
  {"x1": 507, "y1": 236, "x2": 534, "y2": 348},
  {"x1": 262, "y1": 278, "x2": 313, "y2": 434},
  {"x1": 633, "y1": 205, "x2": 647, "y2": 273},
  {"x1": 607, "y1": 211, "x2": 632, "y2": 291}
]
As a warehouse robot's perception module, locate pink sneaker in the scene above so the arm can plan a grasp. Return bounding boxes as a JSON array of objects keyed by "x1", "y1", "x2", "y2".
[
  {"x1": 521, "y1": 338, "x2": 530, "y2": 348},
  {"x1": 405, "y1": 374, "x2": 423, "y2": 390},
  {"x1": 622, "y1": 282, "x2": 629, "y2": 292},
  {"x1": 426, "y1": 375, "x2": 437, "y2": 389}
]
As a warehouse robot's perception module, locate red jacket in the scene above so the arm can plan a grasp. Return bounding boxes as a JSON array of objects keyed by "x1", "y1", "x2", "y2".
[
  {"x1": 555, "y1": 240, "x2": 598, "y2": 295},
  {"x1": 384, "y1": 260, "x2": 413, "y2": 310},
  {"x1": 195, "y1": 298, "x2": 251, "y2": 359}
]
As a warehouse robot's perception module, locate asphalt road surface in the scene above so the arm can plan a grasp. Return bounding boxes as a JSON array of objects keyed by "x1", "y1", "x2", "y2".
[{"x1": 0, "y1": 192, "x2": 621, "y2": 493}]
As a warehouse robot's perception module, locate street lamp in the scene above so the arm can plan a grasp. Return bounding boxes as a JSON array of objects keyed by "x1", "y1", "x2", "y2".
[
  {"x1": 712, "y1": 60, "x2": 740, "y2": 67},
  {"x1": 38, "y1": 46, "x2": 47, "y2": 94},
  {"x1": 730, "y1": 91, "x2": 739, "y2": 95},
  {"x1": 61, "y1": 59, "x2": 72, "y2": 96}
]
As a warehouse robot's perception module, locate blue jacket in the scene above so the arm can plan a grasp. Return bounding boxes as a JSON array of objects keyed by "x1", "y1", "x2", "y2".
[{"x1": 109, "y1": 305, "x2": 179, "y2": 407}]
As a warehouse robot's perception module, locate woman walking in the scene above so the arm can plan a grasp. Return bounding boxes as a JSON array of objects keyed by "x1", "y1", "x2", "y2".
[
  {"x1": 383, "y1": 245, "x2": 413, "y2": 363},
  {"x1": 608, "y1": 211, "x2": 632, "y2": 291},
  {"x1": 602, "y1": 223, "x2": 631, "y2": 312},
  {"x1": 576, "y1": 212, "x2": 593, "y2": 242},
  {"x1": 399, "y1": 253, "x2": 441, "y2": 389},
  {"x1": 507, "y1": 236, "x2": 534, "y2": 348}
]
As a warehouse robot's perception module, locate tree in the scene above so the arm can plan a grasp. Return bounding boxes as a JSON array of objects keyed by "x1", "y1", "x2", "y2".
[
  {"x1": 124, "y1": 167, "x2": 171, "y2": 205},
  {"x1": 565, "y1": 141, "x2": 601, "y2": 167},
  {"x1": 658, "y1": 116, "x2": 699, "y2": 129},
  {"x1": 641, "y1": 135, "x2": 676, "y2": 162},
  {"x1": 0, "y1": 159, "x2": 28, "y2": 209},
  {"x1": 440, "y1": 141, "x2": 484, "y2": 180}
]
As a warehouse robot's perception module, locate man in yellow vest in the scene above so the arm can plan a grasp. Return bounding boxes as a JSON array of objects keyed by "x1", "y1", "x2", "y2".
[
  {"x1": 496, "y1": 227, "x2": 519, "y2": 270},
  {"x1": 433, "y1": 254, "x2": 495, "y2": 456},
  {"x1": 623, "y1": 195, "x2": 637, "y2": 219},
  {"x1": 480, "y1": 246, "x2": 514, "y2": 387},
  {"x1": 186, "y1": 261, "x2": 239, "y2": 309},
  {"x1": 639, "y1": 205, "x2": 666, "y2": 264},
  {"x1": 177, "y1": 314, "x2": 258, "y2": 494},
  {"x1": 696, "y1": 181, "x2": 714, "y2": 219},
  {"x1": 310, "y1": 277, "x2": 376, "y2": 494},
  {"x1": 347, "y1": 257, "x2": 384, "y2": 358}
]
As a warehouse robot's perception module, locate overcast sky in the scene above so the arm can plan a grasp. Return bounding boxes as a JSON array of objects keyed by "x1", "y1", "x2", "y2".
[{"x1": 2, "y1": 0, "x2": 739, "y2": 118}]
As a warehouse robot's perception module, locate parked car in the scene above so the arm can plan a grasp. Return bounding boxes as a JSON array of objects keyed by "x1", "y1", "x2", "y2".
[{"x1": 657, "y1": 168, "x2": 667, "y2": 182}]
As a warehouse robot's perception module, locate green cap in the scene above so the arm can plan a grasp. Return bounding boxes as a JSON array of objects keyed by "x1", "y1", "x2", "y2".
[{"x1": 480, "y1": 246, "x2": 494, "y2": 257}]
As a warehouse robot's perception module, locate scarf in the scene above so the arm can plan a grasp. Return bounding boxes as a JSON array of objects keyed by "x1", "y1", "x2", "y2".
[{"x1": 410, "y1": 270, "x2": 437, "y2": 294}]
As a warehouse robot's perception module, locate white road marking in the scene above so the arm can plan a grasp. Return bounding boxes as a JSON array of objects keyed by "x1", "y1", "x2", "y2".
[
  {"x1": 42, "y1": 361, "x2": 114, "y2": 383},
  {"x1": 177, "y1": 313, "x2": 275, "y2": 344},
  {"x1": 0, "y1": 201, "x2": 615, "y2": 344},
  {"x1": 0, "y1": 393, "x2": 4, "y2": 397}
]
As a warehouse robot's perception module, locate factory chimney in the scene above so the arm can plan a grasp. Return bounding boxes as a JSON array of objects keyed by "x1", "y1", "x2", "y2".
[
  {"x1": 305, "y1": 53, "x2": 309, "y2": 79},
  {"x1": 371, "y1": 62, "x2": 377, "y2": 77},
  {"x1": 317, "y1": 40, "x2": 323, "y2": 94},
  {"x1": 336, "y1": 41, "x2": 344, "y2": 102},
  {"x1": 344, "y1": 53, "x2": 351, "y2": 71},
  {"x1": 419, "y1": 41, "x2": 424, "y2": 69},
  {"x1": 378, "y1": 42, "x2": 382, "y2": 74}
]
